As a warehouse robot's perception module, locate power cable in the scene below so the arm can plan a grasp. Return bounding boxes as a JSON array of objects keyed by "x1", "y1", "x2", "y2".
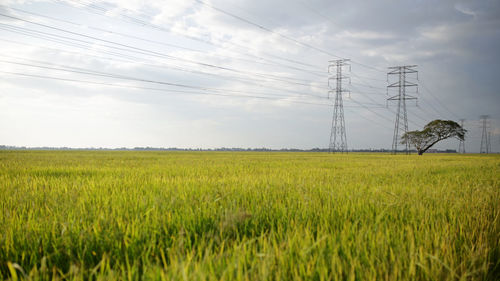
[
  {"x1": 0, "y1": 70, "x2": 381, "y2": 109},
  {"x1": 0, "y1": 70, "x2": 329, "y2": 105},
  {"x1": 0, "y1": 51, "x2": 328, "y2": 99},
  {"x1": 0, "y1": 16, "x2": 328, "y2": 89},
  {"x1": 0, "y1": 59, "x2": 325, "y2": 99},
  {"x1": 4, "y1": 5, "x2": 328, "y2": 77},
  {"x1": 193, "y1": 0, "x2": 386, "y2": 73},
  {"x1": 419, "y1": 80, "x2": 460, "y2": 120},
  {"x1": 54, "y1": 0, "x2": 327, "y2": 71},
  {"x1": 47, "y1": 1, "x2": 388, "y2": 91}
]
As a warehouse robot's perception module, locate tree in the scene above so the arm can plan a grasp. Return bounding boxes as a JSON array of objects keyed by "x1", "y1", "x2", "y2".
[{"x1": 401, "y1": 120, "x2": 466, "y2": 155}]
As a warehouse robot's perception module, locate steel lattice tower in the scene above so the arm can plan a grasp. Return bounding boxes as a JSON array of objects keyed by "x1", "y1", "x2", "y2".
[
  {"x1": 387, "y1": 65, "x2": 418, "y2": 154},
  {"x1": 488, "y1": 132, "x2": 491, "y2": 153},
  {"x1": 458, "y1": 119, "x2": 466, "y2": 153},
  {"x1": 480, "y1": 115, "x2": 490, "y2": 153},
  {"x1": 328, "y1": 59, "x2": 350, "y2": 153}
]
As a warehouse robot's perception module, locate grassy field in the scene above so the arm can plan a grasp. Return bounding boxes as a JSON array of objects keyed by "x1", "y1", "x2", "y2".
[{"x1": 0, "y1": 151, "x2": 499, "y2": 280}]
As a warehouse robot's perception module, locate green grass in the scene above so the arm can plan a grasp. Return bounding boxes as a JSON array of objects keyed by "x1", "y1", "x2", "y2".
[{"x1": 0, "y1": 151, "x2": 499, "y2": 280}]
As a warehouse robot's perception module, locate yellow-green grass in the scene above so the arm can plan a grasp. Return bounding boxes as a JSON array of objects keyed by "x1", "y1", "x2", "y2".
[{"x1": 0, "y1": 151, "x2": 499, "y2": 280}]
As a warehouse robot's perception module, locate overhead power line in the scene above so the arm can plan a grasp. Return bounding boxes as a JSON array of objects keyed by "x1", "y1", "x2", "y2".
[
  {"x1": 0, "y1": 39, "x2": 330, "y2": 100},
  {"x1": 65, "y1": 0, "x2": 386, "y2": 74},
  {"x1": 52, "y1": 0, "x2": 329, "y2": 71},
  {"x1": 0, "y1": 56, "x2": 385, "y2": 110},
  {"x1": 4, "y1": 5, "x2": 328, "y2": 77},
  {"x1": 349, "y1": 84, "x2": 426, "y2": 128},
  {"x1": 417, "y1": 95, "x2": 447, "y2": 119},
  {"x1": 193, "y1": 0, "x2": 386, "y2": 73},
  {"x1": 0, "y1": 70, "x2": 329, "y2": 106},
  {"x1": 419, "y1": 80, "x2": 460, "y2": 120},
  {"x1": 0, "y1": 59, "x2": 324, "y2": 99},
  {"x1": 6, "y1": 1, "x2": 386, "y2": 92},
  {"x1": 0, "y1": 54, "x2": 330, "y2": 100},
  {"x1": 0, "y1": 70, "x2": 384, "y2": 109},
  {"x1": 0, "y1": 27, "x2": 317, "y2": 92},
  {"x1": 0, "y1": 15, "x2": 329, "y2": 90},
  {"x1": 0, "y1": 8, "x2": 390, "y2": 104},
  {"x1": 42, "y1": 1, "x2": 389, "y2": 92},
  {"x1": 0, "y1": 56, "x2": 390, "y2": 110}
]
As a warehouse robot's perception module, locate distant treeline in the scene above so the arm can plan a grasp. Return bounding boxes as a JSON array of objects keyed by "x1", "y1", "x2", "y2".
[{"x1": 0, "y1": 145, "x2": 457, "y2": 153}]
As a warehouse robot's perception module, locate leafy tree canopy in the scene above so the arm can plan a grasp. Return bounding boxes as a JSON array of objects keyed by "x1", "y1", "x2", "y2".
[{"x1": 401, "y1": 120, "x2": 466, "y2": 155}]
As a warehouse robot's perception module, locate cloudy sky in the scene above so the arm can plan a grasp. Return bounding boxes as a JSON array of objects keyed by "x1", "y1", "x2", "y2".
[{"x1": 0, "y1": 0, "x2": 498, "y2": 151}]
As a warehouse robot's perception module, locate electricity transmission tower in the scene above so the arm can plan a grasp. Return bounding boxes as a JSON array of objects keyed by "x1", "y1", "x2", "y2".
[
  {"x1": 480, "y1": 115, "x2": 490, "y2": 153},
  {"x1": 387, "y1": 65, "x2": 418, "y2": 154},
  {"x1": 328, "y1": 59, "x2": 350, "y2": 153},
  {"x1": 488, "y1": 132, "x2": 491, "y2": 153},
  {"x1": 458, "y1": 119, "x2": 466, "y2": 153}
]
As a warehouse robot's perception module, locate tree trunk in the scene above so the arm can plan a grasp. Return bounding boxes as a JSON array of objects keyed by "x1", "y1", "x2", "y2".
[{"x1": 419, "y1": 138, "x2": 443, "y2": 155}]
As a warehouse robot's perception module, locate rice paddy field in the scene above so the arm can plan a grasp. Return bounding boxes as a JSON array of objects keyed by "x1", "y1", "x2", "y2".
[{"x1": 0, "y1": 150, "x2": 499, "y2": 280}]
